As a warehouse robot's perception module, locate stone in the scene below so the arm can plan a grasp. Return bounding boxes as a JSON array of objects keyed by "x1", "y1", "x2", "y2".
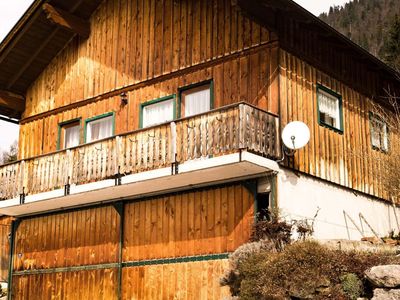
[
  {"x1": 371, "y1": 288, "x2": 400, "y2": 300},
  {"x1": 383, "y1": 238, "x2": 399, "y2": 246},
  {"x1": 365, "y1": 265, "x2": 400, "y2": 288},
  {"x1": 318, "y1": 239, "x2": 400, "y2": 255},
  {"x1": 361, "y1": 237, "x2": 382, "y2": 244}
]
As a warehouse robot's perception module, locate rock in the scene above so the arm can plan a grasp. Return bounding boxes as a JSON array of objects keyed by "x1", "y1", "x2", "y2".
[
  {"x1": 319, "y1": 239, "x2": 400, "y2": 255},
  {"x1": 383, "y1": 238, "x2": 399, "y2": 246},
  {"x1": 371, "y1": 288, "x2": 400, "y2": 300},
  {"x1": 361, "y1": 237, "x2": 382, "y2": 244},
  {"x1": 365, "y1": 265, "x2": 400, "y2": 288}
]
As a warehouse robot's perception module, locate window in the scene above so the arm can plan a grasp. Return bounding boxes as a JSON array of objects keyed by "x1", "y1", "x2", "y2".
[
  {"x1": 58, "y1": 119, "x2": 80, "y2": 149},
  {"x1": 256, "y1": 192, "x2": 270, "y2": 221},
  {"x1": 370, "y1": 114, "x2": 389, "y2": 152},
  {"x1": 85, "y1": 113, "x2": 114, "y2": 143},
  {"x1": 317, "y1": 86, "x2": 343, "y2": 132},
  {"x1": 140, "y1": 96, "x2": 175, "y2": 128},
  {"x1": 180, "y1": 82, "x2": 213, "y2": 117}
]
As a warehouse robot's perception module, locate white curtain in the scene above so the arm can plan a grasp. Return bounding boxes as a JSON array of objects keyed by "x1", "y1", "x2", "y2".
[
  {"x1": 184, "y1": 88, "x2": 210, "y2": 117},
  {"x1": 87, "y1": 116, "x2": 113, "y2": 142},
  {"x1": 371, "y1": 117, "x2": 388, "y2": 150},
  {"x1": 318, "y1": 91, "x2": 339, "y2": 128},
  {"x1": 143, "y1": 99, "x2": 174, "y2": 127},
  {"x1": 64, "y1": 125, "x2": 80, "y2": 148}
]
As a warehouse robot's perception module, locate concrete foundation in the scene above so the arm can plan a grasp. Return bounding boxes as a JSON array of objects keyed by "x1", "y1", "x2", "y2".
[{"x1": 277, "y1": 168, "x2": 400, "y2": 240}]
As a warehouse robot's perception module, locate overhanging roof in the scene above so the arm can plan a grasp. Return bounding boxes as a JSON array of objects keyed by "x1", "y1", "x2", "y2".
[
  {"x1": 237, "y1": 0, "x2": 400, "y2": 100},
  {"x1": 0, "y1": 0, "x2": 102, "y2": 119}
]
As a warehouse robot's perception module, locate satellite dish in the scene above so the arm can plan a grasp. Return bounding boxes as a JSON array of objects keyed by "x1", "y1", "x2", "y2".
[{"x1": 281, "y1": 121, "x2": 310, "y2": 150}]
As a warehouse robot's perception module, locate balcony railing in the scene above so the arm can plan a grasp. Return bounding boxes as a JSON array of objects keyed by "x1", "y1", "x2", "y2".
[{"x1": 0, "y1": 103, "x2": 280, "y2": 201}]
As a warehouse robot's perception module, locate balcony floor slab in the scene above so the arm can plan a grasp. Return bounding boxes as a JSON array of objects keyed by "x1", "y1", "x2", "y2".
[{"x1": 0, "y1": 151, "x2": 279, "y2": 216}]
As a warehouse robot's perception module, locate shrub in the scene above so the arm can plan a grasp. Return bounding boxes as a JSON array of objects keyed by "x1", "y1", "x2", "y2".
[
  {"x1": 250, "y1": 219, "x2": 292, "y2": 251},
  {"x1": 220, "y1": 239, "x2": 277, "y2": 296},
  {"x1": 222, "y1": 240, "x2": 400, "y2": 299},
  {"x1": 340, "y1": 273, "x2": 363, "y2": 300}
]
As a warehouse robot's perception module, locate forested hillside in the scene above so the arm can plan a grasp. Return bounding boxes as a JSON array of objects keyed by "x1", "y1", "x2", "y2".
[{"x1": 320, "y1": 0, "x2": 400, "y2": 69}]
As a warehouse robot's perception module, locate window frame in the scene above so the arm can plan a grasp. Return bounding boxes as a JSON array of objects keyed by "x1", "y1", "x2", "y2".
[
  {"x1": 84, "y1": 112, "x2": 115, "y2": 143},
  {"x1": 139, "y1": 95, "x2": 177, "y2": 128},
  {"x1": 178, "y1": 80, "x2": 214, "y2": 118},
  {"x1": 57, "y1": 118, "x2": 82, "y2": 150},
  {"x1": 369, "y1": 112, "x2": 389, "y2": 153},
  {"x1": 316, "y1": 84, "x2": 344, "y2": 134}
]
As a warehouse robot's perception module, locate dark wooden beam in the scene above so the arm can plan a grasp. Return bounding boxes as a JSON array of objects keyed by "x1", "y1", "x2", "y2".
[
  {"x1": 0, "y1": 115, "x2": 19, "y2": 125},
  {"x1": 236, "y1": 0, "x2": 278, "y2": 32},
  {"x1": 42, "y1": 3, "x2": 90, "y2": 38},
  {"x1": 6, "y1": 0, "x2": 86, "y2": 91},
  {"x1": 0, "y1": 1, "x2": 44, "y2": 66},
  {"x1": 7, "y1": 30, "x2": 59, "y2": 89},
  {"x1": 0, "y1": 90, "x2": 25, "y2": 114}
]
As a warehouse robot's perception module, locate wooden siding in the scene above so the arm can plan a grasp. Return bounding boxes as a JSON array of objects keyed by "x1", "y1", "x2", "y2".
[
  {"x1": 279, "y1": 50, "x2": 399, "y2": 200},
  {"x1": 123, "y1": 184, "x2": 254, "y2": 261},
  {"x1": 12, "y1": 269, "x2": 118, "y2": 300},
  {"x1": 122, "y1": 260, "x2": 230, "y2": 300},
  {"x1": 12, "y1": 261, "x2": 230, "y2": 300},
  {"x1": 13, "y1": 206, "x2": 120, "y2": 271},
  {"x1": 23, "y1": 0, "x2": 273, "y2": 119},
  {"x1": 19, "y1": 45, "x2": 279, "y2": 159},
  {"x1": 10, "y1": 184, "x2": 253, "y2": 298},
  {"x1": 0, "y1": 217, "x2": 11, "y2": 282},
  {"x1": 277, "y1": 16, "x2": 381, "y2": 98}
]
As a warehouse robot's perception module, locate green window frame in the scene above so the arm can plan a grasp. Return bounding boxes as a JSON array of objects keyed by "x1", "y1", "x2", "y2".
[
  {"x1": 57, "y1": 118, "x2": 82, "y2": 150},
  {"x1": 178, "y1": 80, "x2": 214, "y2": 118},
  {"x1": 317, "y1": 85, "x2": 344, "y2": 133},
  {"x1": 369, "y1": 112, "x2": 389, "y2": 152},
  {"x1": 84, "y1": 112, "x2": 115, "y2": 143},
  {"x1": 139, "y1": 95, "x2": 177, "y2": 128}
]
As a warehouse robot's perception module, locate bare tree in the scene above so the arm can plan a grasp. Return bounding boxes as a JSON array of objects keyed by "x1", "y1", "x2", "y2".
[
  {"x1": 0, "y1": 140, "x2": 18, "y2": 164},
  {"x1": 370, "y1": 94, "x2": 400, "y2": 202}
]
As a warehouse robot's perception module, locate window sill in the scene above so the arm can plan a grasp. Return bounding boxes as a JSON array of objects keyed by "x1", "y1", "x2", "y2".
[{"x1": 318, "y1": 121, "x2": 344, "y2": 134}]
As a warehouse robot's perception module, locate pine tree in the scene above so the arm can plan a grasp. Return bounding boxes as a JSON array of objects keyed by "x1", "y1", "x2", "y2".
[
  {"x1": 381, "y1": 15, "x2": 400, "y2": 70},
  {"x1": 320, "y1": 0, "x2": 400, "y2": 64}
]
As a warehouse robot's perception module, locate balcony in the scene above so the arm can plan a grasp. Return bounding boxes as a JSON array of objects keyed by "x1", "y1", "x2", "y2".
[{"x1": 0, "y1": 103, "x2": 280, "y2": 215}]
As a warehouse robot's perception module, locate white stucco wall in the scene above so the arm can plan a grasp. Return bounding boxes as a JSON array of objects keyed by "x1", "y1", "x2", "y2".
[{"x1": 277, "y1": 168, "x2": 400, "y2": 240}]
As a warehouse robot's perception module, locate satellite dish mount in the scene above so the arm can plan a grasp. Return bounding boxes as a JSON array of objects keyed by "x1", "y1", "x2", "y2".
[{"x1": 281, "y1": 121, "x2": 310, "y2": 158}]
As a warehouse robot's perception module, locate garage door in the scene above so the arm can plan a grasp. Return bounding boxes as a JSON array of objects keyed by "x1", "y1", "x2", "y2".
[{"x1": 10, "y1": 183, "x2": 254, "y2": 299}]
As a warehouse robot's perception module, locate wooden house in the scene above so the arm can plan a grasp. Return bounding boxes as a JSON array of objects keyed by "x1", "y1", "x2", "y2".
[{"x1": 0, "y1": 0, "x2": 399, "y2": 298}]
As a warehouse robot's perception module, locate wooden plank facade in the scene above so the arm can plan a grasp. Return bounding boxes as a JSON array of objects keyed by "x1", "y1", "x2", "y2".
[
  {"x1": 0, "y1": 217, "x2": 11, "y2": 282},
  {"x1": 279, "y1": 50, "x2": 399, "y2": 200},
  {"x1": 10, "y1": 183, "x2": 253, "y2": 299},
  {"x1": 18, "y1": 0, "x2": 278, "y2": 159},
  {"x1": 0, "y1": 0, "x2": 399, "y2": 298},
  {"x1": 12, "y1": 0, "x2": 397, "y2": 203}
]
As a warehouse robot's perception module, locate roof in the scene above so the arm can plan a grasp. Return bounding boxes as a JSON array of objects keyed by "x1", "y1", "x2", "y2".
[
  {"x1": 237, "y1": 0, "x2": 400, "y2": 100},
  {"x1": 0, "y1": 0, "x2": 399, "y2": 119},
  {"x1": 0, "y1": 0, "x2": 103, "y2": 119}
]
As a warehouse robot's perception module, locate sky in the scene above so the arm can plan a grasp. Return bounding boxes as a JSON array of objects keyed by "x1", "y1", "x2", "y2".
[
  {"x1": 294, "y1": 0, "x2": 350, "y2": 16},
  {"x1": 0, "y1": 0, "x2": 33, "y2": 153},
  {"x1": 0, "y1": 0, "x2": 350, "y2": 153}
]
